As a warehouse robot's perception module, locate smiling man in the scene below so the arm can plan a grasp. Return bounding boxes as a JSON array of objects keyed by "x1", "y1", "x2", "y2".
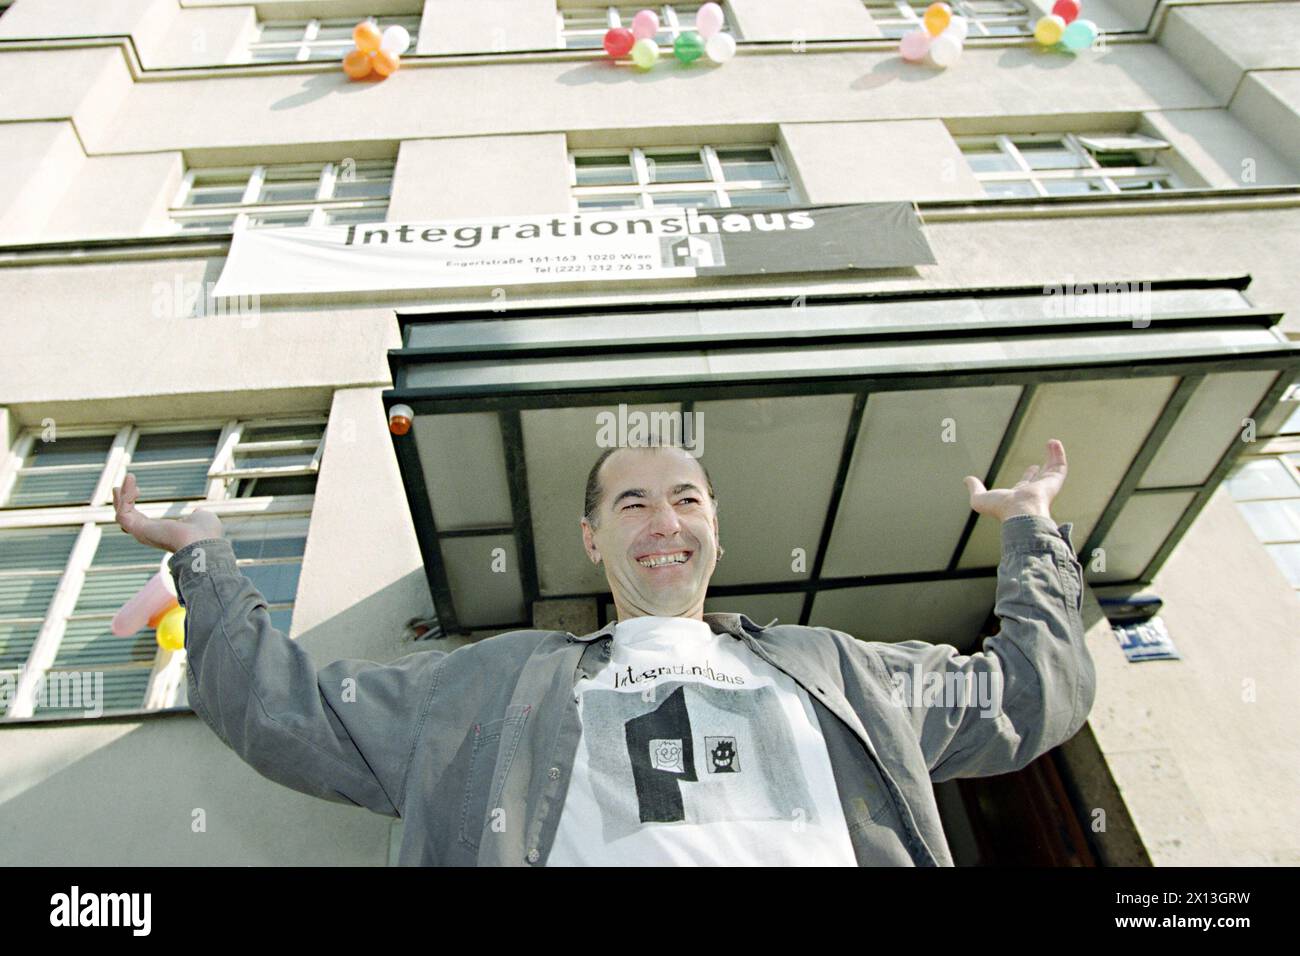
[
  {"x1": 549, "y1": 443, "x2": 857, "y2": 863},
  {"x1": 581, "y1": 444, "x2": 721, "y2": 621},
  {"x1": 114, "y1": 435, "x2": 1095, "y2": 866}
]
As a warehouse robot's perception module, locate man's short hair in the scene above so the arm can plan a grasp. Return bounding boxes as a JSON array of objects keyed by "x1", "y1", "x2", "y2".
[{"x1": 583, "y1": 444, "x2": 717, "y2": 528}]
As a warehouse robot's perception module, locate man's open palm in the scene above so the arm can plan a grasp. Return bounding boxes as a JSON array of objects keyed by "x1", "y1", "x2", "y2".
[
  {"x1": 113, "y1": 472, "x2": 224, "y2": 553},
  {"x1": 963, "y1": 439, "x2": 1067, "y2": 522}
]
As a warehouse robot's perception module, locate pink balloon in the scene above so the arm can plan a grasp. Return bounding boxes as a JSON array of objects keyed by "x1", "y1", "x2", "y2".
[
  {"x1": 631, "y1": 9, "x2": 660, "y2": 40},
  {"x1": 696, "y1": 2, "x2": 725, "y2": 38},
  {"x1": 1052, "y1": 0, "x2": 1081, "y2": 23},
  {"x1": 112, "y1": 569, "x2": 176, "y2": 637},
  {"x1": 899, "y1": 28, "x2": 931, "y2": 62}
]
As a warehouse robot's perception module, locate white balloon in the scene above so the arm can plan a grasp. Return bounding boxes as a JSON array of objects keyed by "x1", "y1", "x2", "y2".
[
  {"x1": 946, "y1": 15, "x2": 969, "y2": 42},
  {"x1": 926, "y1": 33, "x2": 962, "y2": 68},
  {"x1": 705, "y1": 32, "x2": 736, "y2": 63},
  {"x1": 380, "y1": 24, "x2": 411, "y2": 55}
]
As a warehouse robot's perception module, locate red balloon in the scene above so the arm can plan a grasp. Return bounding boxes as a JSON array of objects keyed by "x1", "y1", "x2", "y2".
[
  {"x1": 1052, "y1": 0, "x2": 1081, "y2": 23},
  {"x1": 603, "y1": 27, "x2": 635, "y2": 57}
]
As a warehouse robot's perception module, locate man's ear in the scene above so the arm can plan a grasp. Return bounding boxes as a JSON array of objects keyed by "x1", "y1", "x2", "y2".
[{"x1": 580, "y1": 517, "x2": 600, "y2": 564}]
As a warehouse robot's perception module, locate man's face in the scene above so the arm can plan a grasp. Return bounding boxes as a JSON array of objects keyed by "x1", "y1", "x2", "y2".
[{"x1": 581, "y1": 446, "x2": 720, "y2": 620}]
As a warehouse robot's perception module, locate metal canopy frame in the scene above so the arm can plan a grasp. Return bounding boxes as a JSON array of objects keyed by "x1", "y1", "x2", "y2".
[{"x1": 384, "y1": 277, "x2": 1299, "y2": 637}]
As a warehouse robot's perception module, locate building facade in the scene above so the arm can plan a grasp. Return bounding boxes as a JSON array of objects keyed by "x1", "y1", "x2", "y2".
[{"x1": 0, "y1": 0, "x2": 1297, "y2": 865}]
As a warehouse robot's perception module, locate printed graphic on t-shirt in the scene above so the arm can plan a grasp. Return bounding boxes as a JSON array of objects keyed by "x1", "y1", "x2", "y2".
[{"x1": 579, "y1": 681, "x2": 819, "y2": 843}]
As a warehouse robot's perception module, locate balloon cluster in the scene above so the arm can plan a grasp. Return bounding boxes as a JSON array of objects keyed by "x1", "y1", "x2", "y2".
[
  {"x1": 112, "y1": 553, "x2": 186, "y2": 651},
  {"x1": 1033, "y1": 0, "x2": 1098, "y2": 52},
  {"x1": 343, "y1": 21, "x2": 412, "y2": 80},
  {"x1": 898, "y1": 3, "x2": 968, "y2": 69},
  {"x1": 603, "y1": 2, "x2": 736, "y2": 70}
]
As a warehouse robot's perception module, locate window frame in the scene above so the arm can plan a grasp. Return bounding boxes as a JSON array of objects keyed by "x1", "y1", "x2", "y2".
[
  {"x1": 863, "y1": 0, "x2": 1034, "y2": 39},
  {"x1": 0, "y1": 417, "x2": 324, "y2": 723},
  {"x1": 955, "y1": 132, "x2": 1184, "y2": 197},
  {"x1": 1225, "y1": 442, "x2": 1300, "y2": 592},
  {"x1": 557, "y1": 3, "x2": 737, "y2": 49},
  {"x1": 245, "y1": 15, "x2": 422, "y2": 63},
  {"x1": 168, "y1": 161, "x2": 395, "y2": 234},
  {"x1": 568, "y1": 143, "x2": 799, "y2": 211}
]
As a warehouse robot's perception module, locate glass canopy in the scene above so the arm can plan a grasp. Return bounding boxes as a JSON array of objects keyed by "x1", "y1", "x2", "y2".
[{"x1": 384, "y1": 279, "x2": 1299, "y2": 645}]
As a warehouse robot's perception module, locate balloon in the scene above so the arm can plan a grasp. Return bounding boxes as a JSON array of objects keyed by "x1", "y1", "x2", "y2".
[
  {"x1": 1052, "y1": 0, "x2": 1081, "y2": 24},
  {"x1": 1034, "y1": 14, "x2": 1066, "y2": 45},
  {"x1": 923, "y1": 3, "x2": 952, "y2": 36},
  {"x1": 156, "y1": 605, "x2": 186, "y2": 652},
  {"x1": 353, "y1": 22, "x2": 382, "y2": 54},
  {"x1": 696, "y1": 2, "x2": 725, "y2": 38},
  {"x1": 380, "y1": 24, "x2": 411, "y2": 55},
  {"x1": 674, "y1": 30, "x2": 705, "y2": 63},
  {"x1": 946, "y1": 15, "x2": 969, "y2": 41},
  {"x1": 1061, "y1": 18, "x2": 1098, "y2": 50},
  {"x1": 112, "y1": 569, "x2": 176, "y2": 637},
  {"x1": 927, "y1": 32, "x2": 962, "y2": 68},
  {"x1": 372, "y1": 49, "x2": 400, "y2": 76},
  {"x1": 899, "y1": 29, "x2": 931, "y2": 62},
  {"x1": 704, "y1": 31, "x2": 736, "y2": 63},
  {"x1": 603, "y1": 27, "x2": 635, "y2": 57},
  {"x1": 343, "y1": 49, "x2": 373, "y2": 78},
  {"x1": 631, "y1": 9, "x2": 660, "y2": 40},
  {"x1": 148, "y1": 596, "x2": 179, "y2": 630},
  {"x1": 630, "y1": 36, "x2": 659, "y2": 69}
]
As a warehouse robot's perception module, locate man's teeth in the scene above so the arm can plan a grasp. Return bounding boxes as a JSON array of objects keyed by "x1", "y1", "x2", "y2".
[{"x1": 638, "y1": 552, "x2": 689, "y2": 567}]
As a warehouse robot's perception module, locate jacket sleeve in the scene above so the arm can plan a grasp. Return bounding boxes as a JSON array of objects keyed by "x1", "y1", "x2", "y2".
[
  {"x1": 860, "y1": 514, "x2": 1096, "y2": 781},
  {"x1": 168, "y1": 536, "x2": 448, "y2": 817}
]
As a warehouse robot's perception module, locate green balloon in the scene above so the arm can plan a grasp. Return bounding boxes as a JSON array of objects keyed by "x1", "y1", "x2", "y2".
[
  {"x1": 630, "y1": 37, "x2": 659, "y2": 69},
  {"x1": 1061, "y1": 19, "x2": 1098, "y2": 51},
  {"x1": 674, "y1": 31, "x2": 705, "y2": 63}
]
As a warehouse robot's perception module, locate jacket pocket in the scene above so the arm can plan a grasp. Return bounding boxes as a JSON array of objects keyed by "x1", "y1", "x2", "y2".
[
  {"x1": 458, "y1": 703, "x2": 531, "y2": 851},
  {"x1": 846, "y1": 763, "x2": 900, "y2": 830}
]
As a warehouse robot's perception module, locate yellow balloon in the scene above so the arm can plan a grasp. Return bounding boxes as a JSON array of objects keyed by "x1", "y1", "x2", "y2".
[
  {"x1": 156, "y1": 605, "x2": 186, "y2": 651},
  {"x1": 923, "y1": 3, "x2": 952, "y2": 36},
  {"x1": 630, "y1": 37, "x2": 660, "y2": 69},
  {"x1": 1034, "y1": 14, "x2": 1066, "y2": 45}
]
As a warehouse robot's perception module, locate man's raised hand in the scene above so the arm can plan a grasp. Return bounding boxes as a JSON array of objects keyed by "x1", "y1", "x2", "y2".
[
  {"x1": 963, "y1": 439, "x2": 1067, "y2": 523},
  {"x1": 112, "y1": 472, "x2": 224, "y2": 553}
]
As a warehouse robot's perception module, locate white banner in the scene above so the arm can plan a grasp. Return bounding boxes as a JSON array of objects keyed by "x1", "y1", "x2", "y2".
[{"x1": 210, "y1": 203, "x2": 934, "y2": 298}]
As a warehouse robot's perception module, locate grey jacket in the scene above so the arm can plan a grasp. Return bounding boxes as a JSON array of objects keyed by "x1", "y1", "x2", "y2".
[{"x1": 168, "y1": 512, "x2": 1095, "y2": 866}]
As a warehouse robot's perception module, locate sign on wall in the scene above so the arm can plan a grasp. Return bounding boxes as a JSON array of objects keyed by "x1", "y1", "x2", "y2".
[{"x1": 210, "y1": 202, "x2": 935, "y2": 298}]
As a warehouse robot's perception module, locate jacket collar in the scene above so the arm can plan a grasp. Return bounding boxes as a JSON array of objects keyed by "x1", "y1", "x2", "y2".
[{"x1": 572, "y1": 611, "x2": 764, "y2": 642}]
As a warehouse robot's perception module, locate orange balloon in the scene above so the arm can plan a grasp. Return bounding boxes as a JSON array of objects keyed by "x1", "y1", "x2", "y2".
[
  {"x1": 343, "y1": 49, "x2": 373, "y2": 79},
  {"x1": 923, "y1": 2, "x2": 952, "y2": 35},
  {"x1": 147, "y1": 596, "x2": 179, "y2": 629},
  {"x1": 354, "y1": 21, "x2": 382, "y2": 53},
  {"x1": 373, "y1": 50, "x2": 400, "y2": 76}
]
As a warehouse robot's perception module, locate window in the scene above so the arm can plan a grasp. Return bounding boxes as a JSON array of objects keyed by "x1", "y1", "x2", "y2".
[
  {"x1": 0, "y1": 417, "x2": 325, "y2": 722},
  {"x1": 1225, "y1": 397, "x2": 1300, "y2": 595},
  {"x1": 570, "y1": 144, "x2": 798, "y2": 210},
  {"x1": 558, "y1": 4, "x2": 736, "y2": 49},
  {"x1": 865, "y1": 0, "x2": 1033, "y2": 39},
  {"x1": 245, "y1": 15, "x2": 421, "y2": 62},
  {"x1": 169, "y1": 160, "x2": 394, "y2": 233},
  {"x1": 956, "y1": 132, "x2": 1183, "y2": 197}
]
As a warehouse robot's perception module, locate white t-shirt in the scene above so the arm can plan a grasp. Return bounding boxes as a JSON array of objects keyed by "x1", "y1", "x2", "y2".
[{"x1": 547, "y1": 615, "x2": 858, "y2": 865}]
